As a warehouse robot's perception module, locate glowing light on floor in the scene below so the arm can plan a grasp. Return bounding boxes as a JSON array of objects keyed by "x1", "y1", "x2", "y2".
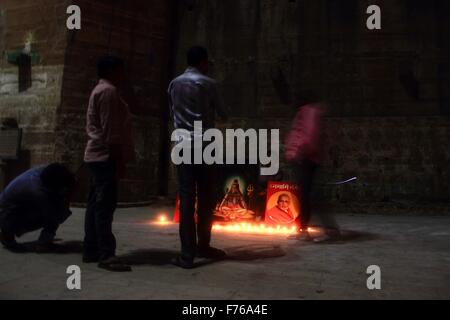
[
  {"x1": 154, "y1": 214, "x2": 171, "y2": 225},
  {"x1": 152, "y1": 216, "x2": 319, "y2": 236},
  {"x1": 211, "y1": 223, "x2": 298, "y2": 235}
]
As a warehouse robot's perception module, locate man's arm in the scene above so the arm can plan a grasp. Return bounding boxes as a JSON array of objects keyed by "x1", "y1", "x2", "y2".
[
  {"x1": 99, "y1": 88, "x2": 123, "y2": 159},
  {"x1": 167, "y1": 83, "x2": 175, "y2": 130},
  {"x1": 36, "y1": 197, "x2": 72, "y2": 251},
  {"x1": 284, "y1": 108, "x2": 309, "y2": 163}
]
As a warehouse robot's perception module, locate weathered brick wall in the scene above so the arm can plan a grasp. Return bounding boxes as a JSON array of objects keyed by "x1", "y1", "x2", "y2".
[
  {"x1": 55, "y1": 0, "x2": 173, "y2": 203},
  {"x1": 169, "y1": 0, "x2": 450, "y2": 204},
  {"x1": 0, "y1": 0, "x2": 69, "y2": 181},
  {"x1": 1, "y1": 0, "x2": 174, "y2": 203}
]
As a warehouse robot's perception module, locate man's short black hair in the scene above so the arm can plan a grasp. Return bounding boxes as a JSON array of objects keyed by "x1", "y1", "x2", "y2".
[
  {"x1": 40, "y1": 163, "x2": 76, "y2": 192},
  {"x1": 97, "y1": 55, "x2": 124, "y2": 79},
  {"x1": 187, "y1": 46, "x2": 208, "y2": 67}
]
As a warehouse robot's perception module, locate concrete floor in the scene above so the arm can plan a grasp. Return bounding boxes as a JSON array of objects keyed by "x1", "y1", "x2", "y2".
[{"x1": 0, "y1": 206, "x2": 449, "y2": 300}]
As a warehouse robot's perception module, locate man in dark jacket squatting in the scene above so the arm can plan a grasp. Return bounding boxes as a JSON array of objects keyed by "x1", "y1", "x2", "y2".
[{"x1": 0, "y1": 163, "x2": 75, "y2": 252}]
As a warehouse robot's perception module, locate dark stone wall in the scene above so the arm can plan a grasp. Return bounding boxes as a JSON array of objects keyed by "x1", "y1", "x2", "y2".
[
  {"x1": 170, "y1": 0, "x2": 450, "y2": 203},
  {"x1": 54, "y1": 0, "x2": 174, "y2": 203},
  {"x1": 1, "y1": 0, "x2": 449, "y2": 207}
]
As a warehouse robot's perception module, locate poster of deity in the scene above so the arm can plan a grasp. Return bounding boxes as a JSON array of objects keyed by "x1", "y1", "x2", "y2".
[{"x1": 213, "y1": 164, "x2": 264, "y2": 223}]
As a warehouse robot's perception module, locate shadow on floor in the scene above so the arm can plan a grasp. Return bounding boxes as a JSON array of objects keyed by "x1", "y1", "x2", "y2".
[
  {"x1": 283, "y1": 229, "x2": 380, "y2": 246},
  {"x1": 19, "y1": 240, "x2": 84, "y2": 254},
  {"x1": 119, "y1": 244, "x2": 286, "y2": 267},
  {"x1": 119, "y1": 249, "x2": 178, "y2": 266},
  {"x1": 224, "y1": 244, "x2": 286, "y2": 261},
  {"x1": 339, "y1": 230, "x2": 380, "y2": 242},
  {"x1": 119, "y1": 248, "x2": 222, "y2": 268},
  {"x1": 308, "y1": 230, "x2": 380, "y2": 245}
]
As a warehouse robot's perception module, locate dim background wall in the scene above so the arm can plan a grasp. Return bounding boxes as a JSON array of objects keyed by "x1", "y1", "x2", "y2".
[
  {"x1": 0, "y1": 0, "x2": 174, "y2": 203},
  {"x1": 55, "y1": 0, "x2": 174, "y2": 203},
  {"x1": 0, "y1": 0, "x2": 69, "y2": 182},
  {"x1": 170, "y1": 0, "x2": 450, "y2": 205},
  {"x1": 1, "y1": 0, "x2": 449, "y2": 208}
]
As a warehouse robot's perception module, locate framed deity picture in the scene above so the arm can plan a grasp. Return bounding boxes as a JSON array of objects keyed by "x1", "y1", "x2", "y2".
[{"x1": 213, "y1": 164, "x2": 265, "y2": 223}]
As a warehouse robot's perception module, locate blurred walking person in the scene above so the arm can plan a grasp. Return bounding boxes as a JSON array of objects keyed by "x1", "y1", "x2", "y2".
[{"x1": 284, "y1": 98, "x2": 340, "y2": 243}]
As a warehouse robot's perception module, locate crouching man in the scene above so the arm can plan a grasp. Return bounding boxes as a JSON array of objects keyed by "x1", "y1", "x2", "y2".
[{"x1": 0, "y1": 163, "x2": 75, "y2": 252}]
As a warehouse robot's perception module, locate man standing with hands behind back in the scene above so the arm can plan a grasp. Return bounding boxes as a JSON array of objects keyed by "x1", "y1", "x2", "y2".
[
  {"x1": 168, "y1": 46, "x2": 228, "y2": 268},
  {"x1": 83, "y1": 55, "x2": 135, "y2": 272}
]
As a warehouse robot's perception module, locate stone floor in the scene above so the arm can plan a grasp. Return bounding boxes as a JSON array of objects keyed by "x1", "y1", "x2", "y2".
[{"x1": 0, "y1": 206, "x2": 449, "y2": 300}]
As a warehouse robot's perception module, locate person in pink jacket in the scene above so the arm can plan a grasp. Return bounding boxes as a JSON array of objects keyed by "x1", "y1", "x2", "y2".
[{"x1": 285, "y1": 99, "x2": 340, "y2": 243}]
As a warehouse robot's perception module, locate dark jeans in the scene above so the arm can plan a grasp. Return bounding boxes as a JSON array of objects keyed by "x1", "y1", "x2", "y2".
[
  {"x1": 84, "y1": 160, "x2": 118, "y2": 261},
  {"x1": 295, "y1": 159, "x2": 317, "y2": 230},
  {"x1": 0, "y1": 208, "x2": 20, "y2": 242},
  {"x1": 295, "y1": 159, "x2": 338, "y2": 231},
  {"x1": 0, "y1": 203, "x2": 69, "y2": 244},
  {"x1": 176, "y1": 163, "x2": 216, "y2": 261}
]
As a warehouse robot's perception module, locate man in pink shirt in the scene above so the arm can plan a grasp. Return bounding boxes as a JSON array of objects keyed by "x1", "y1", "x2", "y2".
[
  {"x1": 285, "y1": 97, "x2": 340, "y2": 243},
  {"x1": 83, "y1": 55, "x2": 134, "y2": 272}
]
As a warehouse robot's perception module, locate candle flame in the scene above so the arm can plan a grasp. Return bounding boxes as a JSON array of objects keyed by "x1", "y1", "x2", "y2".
[{"x1": 154, "y1": 214, "x2": 170, "y2": 225}]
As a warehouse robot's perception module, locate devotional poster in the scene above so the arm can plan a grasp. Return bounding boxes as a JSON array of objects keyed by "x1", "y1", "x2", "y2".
[
  {"x1": 213, "y1": 164, "x2": 265, "y2": 223},
  {"x1": 264, "y1": 181, "x2": 301, "y2": 227}
]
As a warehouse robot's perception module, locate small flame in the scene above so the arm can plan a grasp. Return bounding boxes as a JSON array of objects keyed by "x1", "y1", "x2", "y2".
[{"x1": 154, "y1": 214, "x2": 170, "y2": 225}]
